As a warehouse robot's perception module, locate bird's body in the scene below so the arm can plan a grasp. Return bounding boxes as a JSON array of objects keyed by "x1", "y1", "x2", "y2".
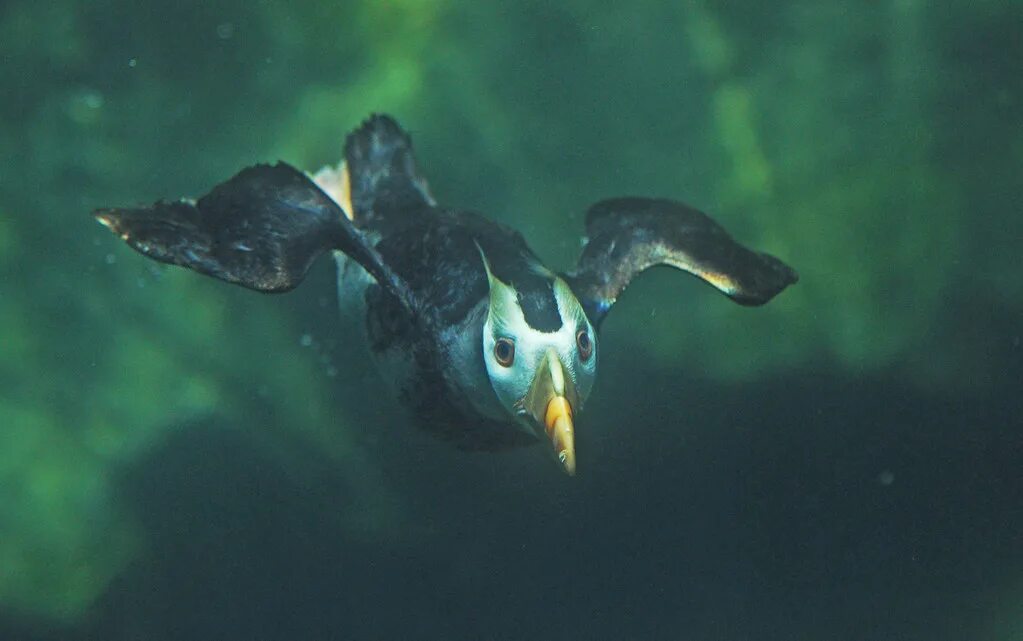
[
  {"x1": 331, "y1": 206, "x2": 558, "y2": 450},
  {"x1": 94, "y1": 114, "x2": 798, "y2": 474}
]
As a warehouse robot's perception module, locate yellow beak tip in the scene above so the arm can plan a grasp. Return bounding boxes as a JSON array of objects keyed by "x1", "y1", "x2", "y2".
[
  {"x1": 545, "y1": 397, "x2": 577, "y2": 476},
  {"x1": 558, "y1": 450, "x2": 577, "y2": 476}
]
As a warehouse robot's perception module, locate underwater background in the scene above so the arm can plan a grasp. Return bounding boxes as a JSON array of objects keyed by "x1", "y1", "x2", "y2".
[{"x1": 1, "y1": 1, "x2": 1021, "y2": 639}]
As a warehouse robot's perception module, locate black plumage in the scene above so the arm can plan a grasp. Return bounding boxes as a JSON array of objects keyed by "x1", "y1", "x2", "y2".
[
  {"x1": 566, "y1": 197, "x2": 800, "y2": 326},
  {"x1": 93, "y1": 113, "x2": 798, "y2": 464}
]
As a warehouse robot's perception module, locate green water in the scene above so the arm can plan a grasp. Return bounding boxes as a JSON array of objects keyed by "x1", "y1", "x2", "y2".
[{"x1": 1, "y1": 1, "x2": 1021, "y2": 639}]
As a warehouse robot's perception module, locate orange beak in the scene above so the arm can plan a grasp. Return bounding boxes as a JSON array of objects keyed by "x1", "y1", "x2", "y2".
[
  {"x1": 544, "y1": 395, "x2": 576, "y2": 475},
  {"x1": 524, "y1": 348, "x2": 578, "y2": 476}
]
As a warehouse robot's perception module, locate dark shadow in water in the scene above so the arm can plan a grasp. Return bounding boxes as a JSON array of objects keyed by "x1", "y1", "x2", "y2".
[{"x1": 7, "y1": 346, "x2": 1023, "y2": 641}]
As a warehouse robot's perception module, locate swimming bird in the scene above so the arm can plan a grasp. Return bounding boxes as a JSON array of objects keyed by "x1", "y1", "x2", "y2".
[{"x1": 94, "y1": 114, "x2": 797, "y2": 475}]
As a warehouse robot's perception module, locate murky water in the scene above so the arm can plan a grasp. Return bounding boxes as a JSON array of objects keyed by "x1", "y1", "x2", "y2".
[{"x1": 1, "y1": 2, "x2": 1020, "y2": 639}]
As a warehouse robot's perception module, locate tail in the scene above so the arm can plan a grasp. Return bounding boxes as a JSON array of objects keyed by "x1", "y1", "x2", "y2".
[{"x1": 343, "y1": 114, "x2": 435, "y2": 220}]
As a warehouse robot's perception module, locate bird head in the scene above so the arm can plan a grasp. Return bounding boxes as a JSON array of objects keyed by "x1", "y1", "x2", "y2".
[{"x1": 478, "y1": 250, "x2": 598, "y2": 475}]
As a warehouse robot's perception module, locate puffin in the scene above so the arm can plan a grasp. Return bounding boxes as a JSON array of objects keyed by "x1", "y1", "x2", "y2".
[{"x1": 94, "y1": 114, "x2": 797, "y2": 475}]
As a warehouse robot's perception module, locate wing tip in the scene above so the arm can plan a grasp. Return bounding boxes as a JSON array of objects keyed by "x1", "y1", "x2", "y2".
[
  {"x1": 93, "y1": 208, "x2": 117, "y2": 228},
  {"x1": 731, "y1": 256, "x2": 799, "y2": 306},
  {"x1": 768, "y1": 256, "x2": 799, "y2": 290},
  {"x1": 93, "y1": 208, "x2": 133, "y2": 241}
]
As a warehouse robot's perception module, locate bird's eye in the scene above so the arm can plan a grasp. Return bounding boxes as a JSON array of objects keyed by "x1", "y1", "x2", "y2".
[
  {"x1": 494, "y1": 337, "x2": 516, "y2": 367},
  {"x1": 577, "y1": 329, "x2": 593, "y2": 361}
]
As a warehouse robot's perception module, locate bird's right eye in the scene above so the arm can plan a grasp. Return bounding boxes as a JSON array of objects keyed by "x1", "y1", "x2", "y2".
[
  {"x1": 576, "y1": 329, "x2": 593, "y2": 361},
  {"x1": 494, "y1": 337, "x2": 515, "y2": 367}
]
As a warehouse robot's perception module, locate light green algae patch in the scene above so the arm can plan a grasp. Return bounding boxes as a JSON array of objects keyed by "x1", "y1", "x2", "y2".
[{"x1": 0, "y1": 404, "x2": 139, "y2": 622}]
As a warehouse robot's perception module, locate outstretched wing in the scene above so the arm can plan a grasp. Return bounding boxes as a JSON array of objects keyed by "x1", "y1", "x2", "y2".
[
  {"x1": 94, "y1": 162, "x2": 417, "y2": 309},
  {"x1": 564, "y1": 197, "x2": 798, "y2": 327}
]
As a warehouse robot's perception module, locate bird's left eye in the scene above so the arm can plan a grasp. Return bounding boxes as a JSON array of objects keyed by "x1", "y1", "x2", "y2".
[
  {"x1": 494, "y1": 337, "x2": 516, "y2": 367},
  {"x1": 577, "y1": 329, "x2": 593, "y2": 361}
]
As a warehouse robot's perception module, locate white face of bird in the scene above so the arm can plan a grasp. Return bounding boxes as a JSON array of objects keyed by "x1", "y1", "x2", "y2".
[{"x1": 479, "y1": 254, "x2": 598, "y2": 475}]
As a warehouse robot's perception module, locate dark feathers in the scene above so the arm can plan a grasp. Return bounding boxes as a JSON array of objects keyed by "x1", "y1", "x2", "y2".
[
  {"x1": 94, "y1": 162, "x2": 418, "y2": 309},
  {"x1": 566, "y1": 197, "x2": 798, "y2": 326}
]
